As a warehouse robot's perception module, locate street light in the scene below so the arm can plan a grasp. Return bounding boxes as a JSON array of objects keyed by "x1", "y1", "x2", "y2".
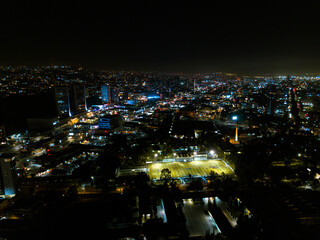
[
  {"x1": 193, "y1": 151, "x2": 197, "y2": 161},
  {"x1": 209, "y1": 150, "x2": 215, "y2": 159}
]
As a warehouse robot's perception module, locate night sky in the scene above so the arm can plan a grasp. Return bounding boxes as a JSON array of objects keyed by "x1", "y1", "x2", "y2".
[{"x1": 1, "y1": 0, "x2": 320, "y2": 74}]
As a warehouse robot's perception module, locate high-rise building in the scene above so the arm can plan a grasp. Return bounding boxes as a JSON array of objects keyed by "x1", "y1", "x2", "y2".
[
  {"x1": 0, "y1": 90, "x2": 59, "y2": 135},
  {"x1": 0, "y1": 125, "x2": 6, "y2": 144},
  {"x1": 101, "y1": 84, "x2": 111, "y2": 103},
  {"x1": 121, "y1": 90, "x2": 129, "y2": 101},
  {"x1": 0, "y1": 154, "x2": 16, "y2": 198},
  {"x1": 268, "y1": 97, "x2": 276, "y2": 115},
  {"x1": 69, "y1": 85, "x2": 86, "y2": 116},
  {"x1": 55, "y1": 86, "x2": 70, "y2": 116},
  {"x1": 84, "y1": 86, "x2": 88, "y2": 111},
  {"x1": 55, "y1": 85, "x2": 87, "y2": 117},
  {"x1": 111, "y1": 87, "x2": 119, "y2": 102},
  {"x1": 98, "y1": 114, "x2": 123, "y2": 132}
]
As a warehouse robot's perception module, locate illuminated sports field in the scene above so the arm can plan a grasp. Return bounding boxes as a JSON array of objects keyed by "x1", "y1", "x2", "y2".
[{"x1": 147, "y1": 159, "x2": 233, "y2": 180}]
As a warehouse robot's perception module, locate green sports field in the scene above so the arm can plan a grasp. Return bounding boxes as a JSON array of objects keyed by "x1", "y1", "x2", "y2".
[{"x1": 147, "y1": 159, "x2": 233, "y2": 180}]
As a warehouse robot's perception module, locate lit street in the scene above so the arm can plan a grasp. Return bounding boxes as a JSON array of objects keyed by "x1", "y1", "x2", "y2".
[
  {"x1": 215, "y1": 197, "x2": 237, "y2": 228},
  {"x1": 15, "y1": 150, "x2": 45, "y2": 169},
  {"x1": 182, "y1": 198, "x2": 221, "y2": 237}
]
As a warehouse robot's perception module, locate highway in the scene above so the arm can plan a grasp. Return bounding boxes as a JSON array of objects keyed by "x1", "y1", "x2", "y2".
[{"x1": 182, "y1": 198, "x2": 221, "y2": 237}]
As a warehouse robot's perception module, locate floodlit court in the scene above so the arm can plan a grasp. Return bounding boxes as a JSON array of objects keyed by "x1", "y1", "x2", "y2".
[{"x1": 147, "y1": 159, "x2": 233, "y2": 180}]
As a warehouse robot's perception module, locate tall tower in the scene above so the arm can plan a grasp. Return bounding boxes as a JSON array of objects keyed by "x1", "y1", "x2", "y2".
[
  {"x1": 69, "y1": 85, "x2": 79, "y2": 114},
  {"x1": 111, "y1": 87, "x2": 119, "y2": 102},
  {"x1": 0, "y1": 154, "x2": 17, "y2": 198},
  {"x1": 101, "y1": 84, "x2": 111, "y2": 103},
  {"x1": 67, "y1": 87, "x2": 72, "y2": 117},
  {"x1": 230, "y1": 115, "x2": 239, "y2": 144},
  {"x1": 268, "y1": 96, "x2": 275, "y2": 115},
  {"x1": 0, "y1": 125, "x2": 6, "y2": 145},
  {"x1": 235, "y1": 122, "x2": 238, "y2": 142},
  {"x1": 84, "y1": 85, "x2": 88, "y2": 111}
]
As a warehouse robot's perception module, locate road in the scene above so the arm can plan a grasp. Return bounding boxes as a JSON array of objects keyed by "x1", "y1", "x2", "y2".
[
  {"x1": 15, "y1": 150, "x2": 46, "y2": 169},
  {"x1": 182, "y1": 198, "x2": 221, "y2": 237},
  {"x1": 215, "y1": 197, "x2": 237, "y2": 228},
  {"x1": 156, "y1": 199, "x2": 167, "y2": 223}
]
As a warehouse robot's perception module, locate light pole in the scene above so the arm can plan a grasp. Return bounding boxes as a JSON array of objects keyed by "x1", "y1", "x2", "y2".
[{"x1": 209, "y1": 150, "x2": 215, "y2": 159}]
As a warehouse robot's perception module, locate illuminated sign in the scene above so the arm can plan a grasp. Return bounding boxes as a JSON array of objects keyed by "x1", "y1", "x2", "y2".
[{"x1": 99, "y1": 118, "x2": 111, "y2": 129}]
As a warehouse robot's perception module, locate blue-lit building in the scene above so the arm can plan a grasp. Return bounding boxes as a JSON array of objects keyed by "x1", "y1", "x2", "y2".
[
  {"x1": 101, "y1": 85, "x2": 111, "y2": 103},
  {"x1": 99, "y1": 117, "x2": 111, "y2": 129},
  {"x1": 0, "y1": 154, "x2": 17, "y2": 198},
  {"x1": 55, "y1": 85, "x2": 87, "y2": 117},
  {"x1": 98, "y1": 114, "x2": 123, "y2": 133}
]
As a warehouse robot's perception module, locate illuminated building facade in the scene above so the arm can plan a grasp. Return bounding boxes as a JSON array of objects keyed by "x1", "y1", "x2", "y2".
[
  {"x1": 55, "y1": 85, "x2": 87, "y2": 117},
  {"x1": 101, "y1": 84, "x2": 111, "y2": 103},
  {"x1": 0, "y1": 154, "x2": 16, "y2": 198},
  {"x1": 97, "y1": 114, "x2": 123, "y2": 134}
]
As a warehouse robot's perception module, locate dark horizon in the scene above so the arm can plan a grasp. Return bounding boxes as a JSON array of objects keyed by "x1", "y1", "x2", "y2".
[{"x1": 1, "y1": 1, "x2": 320, "y2": 75}]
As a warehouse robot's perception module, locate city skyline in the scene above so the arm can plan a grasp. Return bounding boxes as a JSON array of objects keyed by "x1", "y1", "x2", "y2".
[{"x1": 0, "y1": 65, "x2": 320, "y2": 239}]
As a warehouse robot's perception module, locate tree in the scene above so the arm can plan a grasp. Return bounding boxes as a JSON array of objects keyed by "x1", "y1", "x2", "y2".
[
  {"x1": 208, "y1": 171, "x2": 222, "y2": 192},
  {"x1": 160, "y1": 168, "x2": 171, "y2": 179},
  {"x1": 135, "y1": 172, "x2": 150, "y2": 192},
  {"x1": 143, "y1": 218, "x2": 168, "y2": 240},
  {"x1": 188, "y1": 179, "x2": 203, "y2": 191},
  {"x1": 235, "y1": 142, "x2": 271, "y2": 184}
]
